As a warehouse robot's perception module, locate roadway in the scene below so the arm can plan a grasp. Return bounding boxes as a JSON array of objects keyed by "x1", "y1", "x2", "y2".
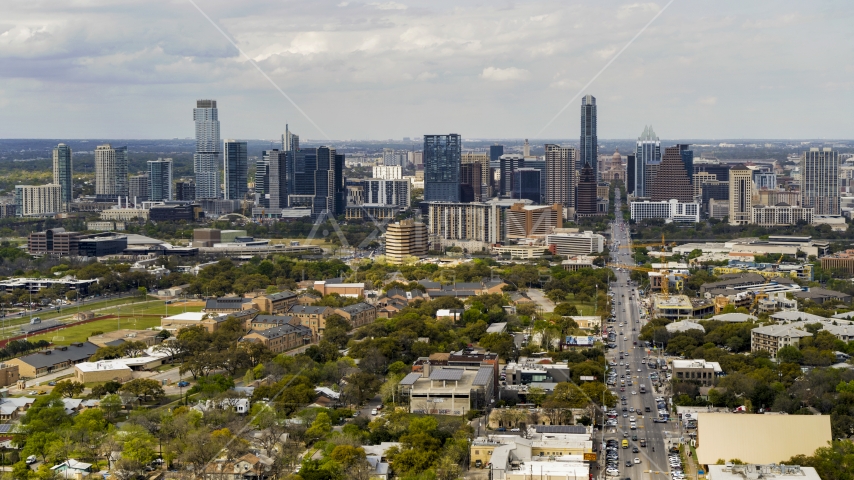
[{"x1": 602, "y1": 188, "x2": 675, "y2": 480}]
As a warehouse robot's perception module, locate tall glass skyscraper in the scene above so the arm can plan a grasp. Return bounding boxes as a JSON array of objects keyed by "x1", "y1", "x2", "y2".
[
  {"x1": 52, "y1": 143, "x2": 73, "y2": 211},
  {"x1": 801, "y1": 147, "x2": 839, "y2": 215},
  {"x1": 579, "y1": 95, "x2": 598, "y2": 180},
  {"x1": 148, "y1": 158, "x2": 173, "y2": 202},
  {"x1": 634, "y1": 125, "x2": 661, "y2": 197},
  {"x1": 193, "y1": 99, "x2": 221, "y2": 199},
  {"x1": 263, "y1": 149, "x2": 289, "y2": 209},
  {"x1": 424, "y1": 134, "x2": 461, "y2": 202},
  {"x1": 223, "y1": 140, "x2": 248, "y2": 201}
]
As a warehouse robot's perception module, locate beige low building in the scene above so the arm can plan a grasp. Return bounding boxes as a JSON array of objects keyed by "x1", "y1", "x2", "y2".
[
  {"x1": 249, "y1": 291, "x2": 298, "y2": 314},
  {"x1": 385, "y1": 220, "x2": 428, "y2": 265},
  {"x1": 696, "y1": 413, "x2": 830, "y2": 465},
  {"x1": 671, "y1": 359, "x2": 722, "y2": 386},
  {"x1": 313, "y1": 280, "x2": 364, "y2": 297},
  {"x1": 74, "y1": 361, "x2": 133, "y2": 383}
]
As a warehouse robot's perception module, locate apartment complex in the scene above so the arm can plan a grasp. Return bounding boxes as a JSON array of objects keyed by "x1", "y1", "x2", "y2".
[
  {"x1": 801, "y1": 147, "x2": 839, "y2": 215},
  {"x1": 15, "y1": 184, "x2": 61, "y2": 217},
  {"x1": 750, "y1": 204, "x2": 813, "y2": 226},
  {"x1": 750, "y1": 324, "x2": 813, "y2": 357},
  {"x1": 94, "y1": 144, "x2": 129, "y2": 201},
  {"x1": 385, "y1": 220, "x2": 428, "y2": 264},
  {"x1": 505, "y1": 204, "x2": 562, "y2": 239},
  {"x1": 544, "y1": 144, "x2": 576, "y2": 207},
  {"x1": 53, "y1": 143, "x2": 73, "y2": 211},
  {"x1": 630, "y1": 199, "x2": 700, "y2": 223}
]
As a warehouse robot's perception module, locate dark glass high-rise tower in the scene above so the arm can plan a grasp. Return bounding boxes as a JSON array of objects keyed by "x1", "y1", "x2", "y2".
[
  {"x1": 580, "y1": 95, "x2": 598, "y2": 180},
  {"x1": 263, "y1": 149, "x2": 289, "y2": 209},
  {"x1": 224, "y1": 140, "x2": 248, "y2": 201},
  {"x1": 148, "y1": 158, "x2": 173, "y2": 202},
  {"x1": 52, "y1": 143, "x2": 73, "y2": 211},
  {"x1": 424, "y1": 134, "x2": 461, "y2": 202}
]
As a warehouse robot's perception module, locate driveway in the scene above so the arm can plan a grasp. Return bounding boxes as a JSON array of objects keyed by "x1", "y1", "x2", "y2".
[{"x1": 526, "y1": 288, "x2": 555, "y2": 313}]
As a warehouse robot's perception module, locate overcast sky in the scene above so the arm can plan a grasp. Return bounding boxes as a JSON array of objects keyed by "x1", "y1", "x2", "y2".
[{"x1": 1, "y1": 0, "x2": 852, "y2": 141}]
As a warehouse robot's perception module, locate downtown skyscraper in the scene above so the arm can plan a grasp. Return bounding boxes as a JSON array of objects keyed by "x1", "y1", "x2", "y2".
[
  {"x1": 193, "y1": 99, "x2": 221, "y2": 199},
  {"x1": 94, "y1": 144, "x2": 128, "y2": 201},
  {"x1": 544, "y1": 144, "x2": 576, "y2": 207},
  {"x1": 579, "y1": 95, "x2": 598, "y2": 180},
  {"x1": 801, "y1": 147, "x2": 840, "y2": 215},
  {"x1": 223, "y1": 140, "x2": 248, "y2": 201},
  {"x1": 52, "y1": 143, "x2": 73, "y2": 211},
  {"x1": 423, "y1": 134, "x2": 461, "y2": 203},
  {"x1": 148, "y1": 158, "x2": 173, "y2": 202},
  {"x1": 633, "y1": 125, "x2": 661, "y2": 197}
]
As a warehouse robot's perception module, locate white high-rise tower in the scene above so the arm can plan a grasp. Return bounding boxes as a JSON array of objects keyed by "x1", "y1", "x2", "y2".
[{"x1": 193, "y1": 100, "x2": 221, "y2": 199}]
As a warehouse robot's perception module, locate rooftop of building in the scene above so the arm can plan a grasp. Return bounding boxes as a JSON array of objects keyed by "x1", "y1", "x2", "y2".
[
  {"x1": 672, "y1": 359, "x2": 722, "y2": 372},
  {"x1": 706, "y1": 464, "x2": 820, "y2": 480}
]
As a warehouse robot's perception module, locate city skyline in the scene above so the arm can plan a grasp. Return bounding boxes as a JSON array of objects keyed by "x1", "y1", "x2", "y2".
[{"x1": 1, "y1": 1, "x2": 852, "y2": 140}]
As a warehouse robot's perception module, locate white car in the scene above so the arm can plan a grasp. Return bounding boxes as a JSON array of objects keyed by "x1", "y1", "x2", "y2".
[
  {"x1": 631, "y1": 391, "x2": 637, "y2": 395},
  {"x1": 371, "y1": 409, "x2": 378, "y2": 415},
  {"x1": 634, "y1": 458, "x2": 641, "y2": 464},
  {"x1": 629, "y1": 416, "x2": 635, "y2": 421}
]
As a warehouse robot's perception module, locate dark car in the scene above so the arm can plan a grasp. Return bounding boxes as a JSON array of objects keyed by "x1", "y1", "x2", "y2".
[
  {"x1": 632, "y1": 447, "x2": 639, "y2": 453},
  {"x1": 177, "y1": 381, "x2": 190, "y2": 387},
  {"x1": 625, "y1": 461, "x2": 632, "y2": 467},
  {"x1": 644, "y1": 406, "x2": 651, "y2": 412}
]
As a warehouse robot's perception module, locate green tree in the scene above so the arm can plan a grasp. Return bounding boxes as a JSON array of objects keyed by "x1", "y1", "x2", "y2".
[
  {"x1": 53, "y1": 380, "x2": 84, "y2": 398},
  {"x1": 777, "y1": 346, "x2": 804, "y2": 364},
  {"x1": 119, "y1": 378, "x2": 165, "y2": 404},
  {"x1": 305, "y1": 412, "x2": 333, "y2": 443}
]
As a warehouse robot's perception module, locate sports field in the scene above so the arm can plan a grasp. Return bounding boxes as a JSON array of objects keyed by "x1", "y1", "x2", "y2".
[{"x1": 24, "y1": 302, "x2": 203, "y2": 345}]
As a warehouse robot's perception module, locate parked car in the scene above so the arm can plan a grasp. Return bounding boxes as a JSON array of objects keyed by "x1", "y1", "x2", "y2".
[{"x1": 177, "y1": 381, "x2": 190, "y2": 387}]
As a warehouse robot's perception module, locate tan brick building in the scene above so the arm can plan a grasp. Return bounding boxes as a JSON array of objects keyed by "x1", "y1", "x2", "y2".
[
  {"x1": 250, "y1": 291, "x2": 299, "y2": 314},
  {"x1": 288, "y1": 305, "x2": 334, "y2": 336},
  {"x1": 334, "y1": 302, "x2": 377, "y2": 329},
  {"x1": 239, "y1": 324, "x2": 314, "y2": 354}
]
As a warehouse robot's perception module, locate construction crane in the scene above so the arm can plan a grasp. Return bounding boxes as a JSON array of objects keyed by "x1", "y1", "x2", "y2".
[{"x1": 609, "y1": 262, "x2": 688, "y2": 299}]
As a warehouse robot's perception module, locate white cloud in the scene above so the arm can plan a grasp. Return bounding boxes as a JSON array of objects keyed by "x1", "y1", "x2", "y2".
[
  {"x1": 369, "y1": 2, "x2": 407, "y2": 10},
  {"x1": 698, "y1": 96, "x2": 717, "y2": 105},
  {"x1": 481, "y1": 66, "x2": 530, "y2": 82},
  {"x1": 617, "y1": 3, "x2": 661, "y2": 19}
]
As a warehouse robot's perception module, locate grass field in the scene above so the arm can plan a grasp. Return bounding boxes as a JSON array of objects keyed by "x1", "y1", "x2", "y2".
[
  {"x1": 563, "y1": 293, "x2": 597, "y2": 316},
  {"x1": 26, "y1": 317, "x2": 164, "y2": 345},
  {"x1": 104, "y1": 302, "x2": 203, "y2": 317}
]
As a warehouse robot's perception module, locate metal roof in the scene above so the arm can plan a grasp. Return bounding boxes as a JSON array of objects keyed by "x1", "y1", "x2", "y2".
[
  {"x1": 534, "y1": 425, "x2": 587, "y2": 434},
  {"x1": 0, "y1": 424, "x2": 13, "y2": 434},
  {"x1": 429, "y1": 368, "x2": 464, "y2": 381},
  {"x1": 399, "y1": 372, "x2": 422, "y2": 386},
  {"x1": 473, "y1": 366, "x2": 494, "y2": 386}
]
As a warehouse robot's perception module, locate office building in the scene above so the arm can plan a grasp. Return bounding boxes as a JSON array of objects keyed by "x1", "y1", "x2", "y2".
[
  {"x1": 694, "y1": 163, "x2": 730, "y2": 181},
  {"x1": 372, "y1": 165, "x2": 403, "y2": 180},
  {"x1": 752, "y1": 171, "x2": 777, "y2": 191},
  {"x1": 175, "y1": 181, "x2": 196, "y2": 201},
  {"x1": 193, "y1": 99, "x2": 221, "y2": 199},
  {"x1": 424, "y1": 134, "x2": 461, "y2": 202},
  {"x1": 575, "y1": 163, "x2": 598, "y2": 216},
  {"x1": 671, "y1": 360, "x2": 722, "y2": 387},
  {"x1": 630, "y1": 199, "x2": 701, "y2": 223},
  {"x1": 282, "y1": 124, "x2": 299, "y2": 152},
  {"x1": 801, "y1": 147, "x2": 839, "y2": 215},
  {"x1": 128, "y1": 174, "x2": 150, "y2": 204},
  {"x1": 94, "y1": 144, "x2": 128, "y2": 201},
  {"x1": 409, "y1": 151, "x2": 423, "y2": 167},
  {"x1": 148, "y1": 158, "x2": 173, "y2": 202},
  {"x1": 751, "y1": 204, "x2": 813, "y2": 227},
  {"x1": 263, "y1": 149, "x2": 289, "y2": 209},
  {"x1": 693, "y1": 171, "x2": 719, "y2": 199},
  {"x1": 312, "y1": 146, "x2": 345, "y2": 217},
  {"x1": 255, "y1": 161, "x2": 270, "y2": 207},
  {"x1": 223, "y1": 140, "x2": 248, "y2": 201},
  {"x1": 15, "y1": 184, "x2": 62, "y2": 217},
  {"x1": 679, "y1": 144, "x2": 694, "y2": 185},
  {"x1": 545, "y1": 144, "x2": 576, "y2": 207},
  {"x1": 633, "y1": 125, "x2": 661, "y2": 197},
  {"x1": 52, "y1": 143, "x2": 73, "y2": 211},
  {"x1": 546, "y1": 230, "x2": 605, "y2": 256},
  {"x1": 650, "y1": 145, "x2": 693, "y2": 203},
  {"x1": 524, "y1": 158, "x2": 547, "y2": 201},
  {"x1": 149, "y1": 202, "x2": 202, "y2": 221},
  {"x1": 626, "y1": 154, "x2": 636, "y2": 195},
  {"x1": 512, "y1": 168, "x2": 541, "y2": 203},
  {"x1": 499, "y1": 154, "x2": 525, "y2": 196},
  {"x1": 385, "y1": 220, "x2": 428, "y2": 264},
  {"x1": 579, "y1": 94, "x2": 598, "y2": 180},
  {"x1": 461, "y1": 152, "x2": 491, "y2": 199},
  {"x1": 489, "y1": 145, "x2": 504, "y2": 164},
  {"x1": 729, "y1": 164, "x2": 753, "y2": 225},
  {"x1": 506, "y1": 203, "x2": 562, "y2": 239},
  {"x1": 460, "y1": 162, "x2": 483, "y2": 202},
  {"x1": 364, "y1": 179, "x2": 410, "y2": 207}
]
